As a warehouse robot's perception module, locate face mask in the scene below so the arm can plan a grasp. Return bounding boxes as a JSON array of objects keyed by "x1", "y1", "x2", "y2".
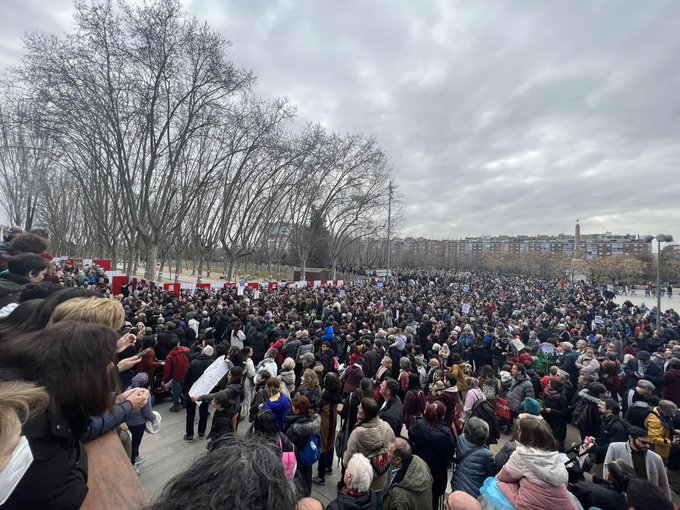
[{"x1": 0, "y1": 436, "x2": 34, "y2": 505}]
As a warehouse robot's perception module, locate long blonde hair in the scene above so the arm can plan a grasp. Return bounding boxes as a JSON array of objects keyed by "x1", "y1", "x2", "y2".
[
  {"x1": 299, "y1": 369, "x2": 320, "y2": 391},
  {"x1": 49, "y1": 296, "x2": 125, "y2": 330}
]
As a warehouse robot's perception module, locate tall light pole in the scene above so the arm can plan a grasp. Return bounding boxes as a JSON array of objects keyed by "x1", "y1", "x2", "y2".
[{"x1": 644, "y1": 234, "x2": 674, "y2": 332}]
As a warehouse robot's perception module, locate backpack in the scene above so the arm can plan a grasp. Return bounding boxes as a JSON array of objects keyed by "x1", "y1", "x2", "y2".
[
  {"x1": 366, "y1": 446, "x2": 391, "y2": 476},
  {"x1": 296, "y1": 343, "x2": 313, "y2": 363},
  {"x1": 470, "y1": 399, "x2": 501, "y2": 444},
  {"x1": 299, "y1": 433, "x2": 321, "y2": 466},
  {"x1": 278, "y1": 434, "x2": 297, "y2": 479}
]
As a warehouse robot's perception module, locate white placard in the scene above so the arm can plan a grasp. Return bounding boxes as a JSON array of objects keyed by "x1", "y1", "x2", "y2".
[
  {"x1": 463, "y1": 284, "x2": 470, "y2": 292},
  {"x1": 462, "y1": 303, "x2": 471, "y2": 314},
  {"x1": 189, "y1": 355, "x2": 229, "y2": 404},
  {"x1": 594, "y1": 315, "x2": 603, "y2": 325}
]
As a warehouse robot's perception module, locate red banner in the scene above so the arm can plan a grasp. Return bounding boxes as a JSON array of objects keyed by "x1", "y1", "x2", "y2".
[
  {"x1": 111, "y1": 276, "x2": 129, "y2": 296},
  {"x1": 197, "y1": 283, "x2": 211, "y2": 289},
  {"x1": 247, "y1": 282, "x2": 259, "y2": 289},
  {"x1": 92, "y1": 259, "x2": 112, "y2": 272},
  {"x1": 163, "y1": 283, "x2": 180, "y2": 295},
  {"x1": 268, "y1": 281, "x2": 278, "y2": 290}
]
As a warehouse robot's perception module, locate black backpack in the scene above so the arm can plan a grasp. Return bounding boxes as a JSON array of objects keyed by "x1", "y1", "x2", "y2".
[{"x1": 469, "y1": 398, "x2": 501, "y2": 444}]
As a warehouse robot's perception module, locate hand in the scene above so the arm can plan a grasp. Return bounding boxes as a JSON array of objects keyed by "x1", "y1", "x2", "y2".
[
  {"x1": 126, "y1": 388, "x2": 149, "y2": 411},
  {"x1": 115, "y1": 388, "x2": 136, "y2": 405},
  {"x1": 191, "y1": 395, "x2": 200, "y2": 402},
  {"x1": 117, "y1": 333, "x2": 137, "y2": 353},
  {"x1": 117, "y1": 356, "x2": 142, "y2": 372},
  {"x1": 545, "y1": 408, "x2": 551, "y2": 413}
]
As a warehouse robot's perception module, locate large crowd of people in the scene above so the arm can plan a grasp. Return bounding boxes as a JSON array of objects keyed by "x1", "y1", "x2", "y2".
[{"x1": 1, "y1": 227, "x2": 680, "y2": 509}]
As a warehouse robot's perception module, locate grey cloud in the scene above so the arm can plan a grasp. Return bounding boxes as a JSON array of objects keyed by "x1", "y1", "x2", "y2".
[{"x1": 1, "y1": 0, "x2": 679, "y2": 241}]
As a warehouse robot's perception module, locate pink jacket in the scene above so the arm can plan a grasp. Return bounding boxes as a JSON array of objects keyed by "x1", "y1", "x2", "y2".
[{"x1": 496, "y1": 445, "x2": 577, "y2": 510}]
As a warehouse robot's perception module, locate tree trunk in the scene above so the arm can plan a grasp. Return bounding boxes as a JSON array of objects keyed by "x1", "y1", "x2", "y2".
[
  {"x1": 300, "y1": 257, "x2": 307, "y2": 281},
  {"x1": 197, "y1": 257, "x2": 204, "y2": 284},
  {"x1": 226, "y1": 254, "x2": 235, "y2": 281},
  {"x1": 144, "y1": 244, "x2": 158, "y2": 281}
]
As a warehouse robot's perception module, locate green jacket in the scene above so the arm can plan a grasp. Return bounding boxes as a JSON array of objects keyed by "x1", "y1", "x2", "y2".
[{"x1": 384, "y1": 455, "x2": 433, "y2": 510}]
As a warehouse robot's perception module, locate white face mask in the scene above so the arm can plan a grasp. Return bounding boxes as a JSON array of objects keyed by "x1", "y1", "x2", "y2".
[{"x1": 0, "y1": 436, "x2": 34, "y2": 505}]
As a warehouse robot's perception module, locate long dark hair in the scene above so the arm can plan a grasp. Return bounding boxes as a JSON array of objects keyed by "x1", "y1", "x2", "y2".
[{"x1": 0, "y1": 321, "x2": 118, "y2": 424}]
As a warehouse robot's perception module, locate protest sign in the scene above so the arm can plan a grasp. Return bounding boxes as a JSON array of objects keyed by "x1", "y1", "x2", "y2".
[{"x1": 189, "y1": 356, "x2": 229, "y2": 405}]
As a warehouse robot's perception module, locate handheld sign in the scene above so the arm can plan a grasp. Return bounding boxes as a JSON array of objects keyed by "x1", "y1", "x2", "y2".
[
  {"x1": 189, "y1": 355, "x2": 229, "y2": 404},
  {"x1": 594, "y1": 316, "x2": 603, "y2": 325},
  {"x1": 462, "y1": 303, "x2": 471, "y2": 314},
  {"x1": 463, "y1": 284, "x2": 470, "y2": 293}
]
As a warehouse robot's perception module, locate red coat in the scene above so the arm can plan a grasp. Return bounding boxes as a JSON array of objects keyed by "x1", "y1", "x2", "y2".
[{"x1": 163, "y1": 346, "x2": 190, "y2": 383}]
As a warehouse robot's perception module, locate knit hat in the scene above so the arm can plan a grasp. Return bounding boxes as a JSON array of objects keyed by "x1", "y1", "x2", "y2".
[
  {"x1": 432, "y1": 343, "x2": 442, "y2": 352},
  {"x1": 523, "y1": 397, "x2": 541, "y2": 415},
  {"x1": 131, "y1": 372, "x2": 149, "y2": 388},
  {"x1": 202, "y1": 345, "x2": 214, "y2": 357}
]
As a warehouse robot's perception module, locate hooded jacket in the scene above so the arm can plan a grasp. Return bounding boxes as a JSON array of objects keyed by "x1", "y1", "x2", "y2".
[
  {"x1": 262, "y1": 392, "x2": 292, "y2": 430},
  {"x1": 450, "y1": 434, "x2": 495, "y2": 498},
  {"x1": 284, "y1": 413, "x2": 321, "y2": 455},
  {"x1": 343, "y1": 417, "x2": 395, "y2": 491},
  {"x1": 507, "y1": 376, "x2": 535, "y2": 414},
  {"x1": 163, "y1": 346, "x2": 190, "y2": 383},
  {"x1": 181, "y1": 354, "x2": 214, "y2": 394},
  {"x1": 383, "y1": 455, "x2": 433, "y2": 510},
  {"x1": 645, "y1": 408, "x2": 675, "y2": 459},
  {"x1": 496, "y1": 445, "x2": 577, "y2": 510},
  {"x1": 277, "y1": 368, "x2": 296, "y2": 396}
]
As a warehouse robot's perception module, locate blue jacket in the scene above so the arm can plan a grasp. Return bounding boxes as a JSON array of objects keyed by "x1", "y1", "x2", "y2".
[
  {"x1": 263, "y1": 393, "x2": 291, "y2": 430},
  {"x1": 450, "y1": 434, "x2": 495, "y2": 498}
]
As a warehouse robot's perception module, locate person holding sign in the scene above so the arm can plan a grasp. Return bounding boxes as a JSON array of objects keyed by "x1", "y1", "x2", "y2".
[{"x1": 182, "y1": 346, "x2": 215, "y2": 442}]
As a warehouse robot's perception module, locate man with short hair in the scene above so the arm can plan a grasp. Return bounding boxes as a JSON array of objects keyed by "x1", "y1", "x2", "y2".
[
  {"x1": 0, "y1": 253, "x2": 48, "y2": 308},
  {"x1": 384, "y1": 437, "x2": 432, "y2": 510},
  {"x1": 604, "y1": 426, "x2": 670, "y2": 500},
  {"x1": 379, "y1": 378, "x2": 404, "y2": 437},
  {"x1": 593, "y1": 398, "x2": 629, "y2": 464}
]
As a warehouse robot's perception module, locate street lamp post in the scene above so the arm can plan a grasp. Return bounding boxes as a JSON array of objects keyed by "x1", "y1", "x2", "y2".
[{"x1": 644, "y1": 234, "x2": 674, "y2": 333}]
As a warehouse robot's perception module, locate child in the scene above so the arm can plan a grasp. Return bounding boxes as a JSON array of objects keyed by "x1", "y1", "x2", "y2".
[{"x1": 206, "y1": 392, "x2": 235, "y2": 451}]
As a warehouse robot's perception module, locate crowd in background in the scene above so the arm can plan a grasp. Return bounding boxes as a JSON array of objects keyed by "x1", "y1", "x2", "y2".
[{"x1": 1, "y1": 226, "x2": 680, "y2": 509}]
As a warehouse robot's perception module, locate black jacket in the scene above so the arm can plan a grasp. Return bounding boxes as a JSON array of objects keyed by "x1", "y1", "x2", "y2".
[
  {"x1": 181, "y1": 354, "x2": 214, "y2": 394},
  {"x1": 362, "y1": 348, "x2": 380, "y2": 379},
  {"x1": 326, "y1": 490, "x2": 377, "y2": 510},
  {"x1": 594, "y1": 414, "x2": 629, "y2": 464},
  {"x1": 0, "y1": 273, "x2": 28, "y2": 308},
  {"x1": 570, "y1": 477, "x2": 627, "y2": 510},
  {"x1": 2, "y1": 407, "x2": 88, "y2": 510},
  {"x1": 542, "y1": 389, "x2": 570, "y2": 439},
  {"x1": 378, "y1": 396, "x2": 404, "y2": 438},
  {"x1": 248, "y1": 330, "x2": 269, "y2": 364}
]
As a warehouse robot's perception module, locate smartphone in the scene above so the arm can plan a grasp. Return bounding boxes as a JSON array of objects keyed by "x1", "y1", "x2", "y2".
[{"x1": 137, "y1": 347, "x2": 152, "y2": 358}]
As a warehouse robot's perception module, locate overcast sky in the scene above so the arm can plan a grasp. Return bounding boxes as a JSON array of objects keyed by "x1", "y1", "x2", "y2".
[{"x1": 1, "y1": 0, "x2": 679, "y2": 243}]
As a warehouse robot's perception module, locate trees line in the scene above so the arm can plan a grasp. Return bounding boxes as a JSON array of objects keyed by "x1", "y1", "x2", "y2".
[{"x1": 0, "y1": 0, "x2": 395, "y2": 281}]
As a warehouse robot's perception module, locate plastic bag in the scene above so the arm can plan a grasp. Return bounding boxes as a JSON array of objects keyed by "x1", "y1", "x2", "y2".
[{"x1": 480, "y1": 477, "x2": 515, "y2": 510}]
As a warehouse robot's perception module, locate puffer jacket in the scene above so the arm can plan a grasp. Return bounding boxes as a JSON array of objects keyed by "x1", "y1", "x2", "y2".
[
  {"x1": 284, "y1": 413, "x2": 321, "y2": 458},
  {"x1": 645, "y1": 408, "x2": 674, "y2": 459},
  {"x1": 383, "y1": 455, "x2": 432, "y2": 510},
  {"x1": 450, "y1": 434, "x2": 495, "y2": 498},
  {"x1": 162, "y1": 346, "x2": 190, "y2": 383},
  {"x1": 343, "y1": 417, "x2": 395, "y2": 491},
  {"x1": 277, "y1": 368, "x2": 295, "y2": 396},
  {"x1": 496, "y1": 445, "x2": 577, "y2": 510},
  {"x1": 507, "y1": 377, "x2": 534, "y2": 414}
]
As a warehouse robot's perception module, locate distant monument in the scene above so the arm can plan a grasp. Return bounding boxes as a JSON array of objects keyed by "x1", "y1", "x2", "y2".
[{"x1": 570, "y1": 220, "x2": 588, "y2": 282}]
